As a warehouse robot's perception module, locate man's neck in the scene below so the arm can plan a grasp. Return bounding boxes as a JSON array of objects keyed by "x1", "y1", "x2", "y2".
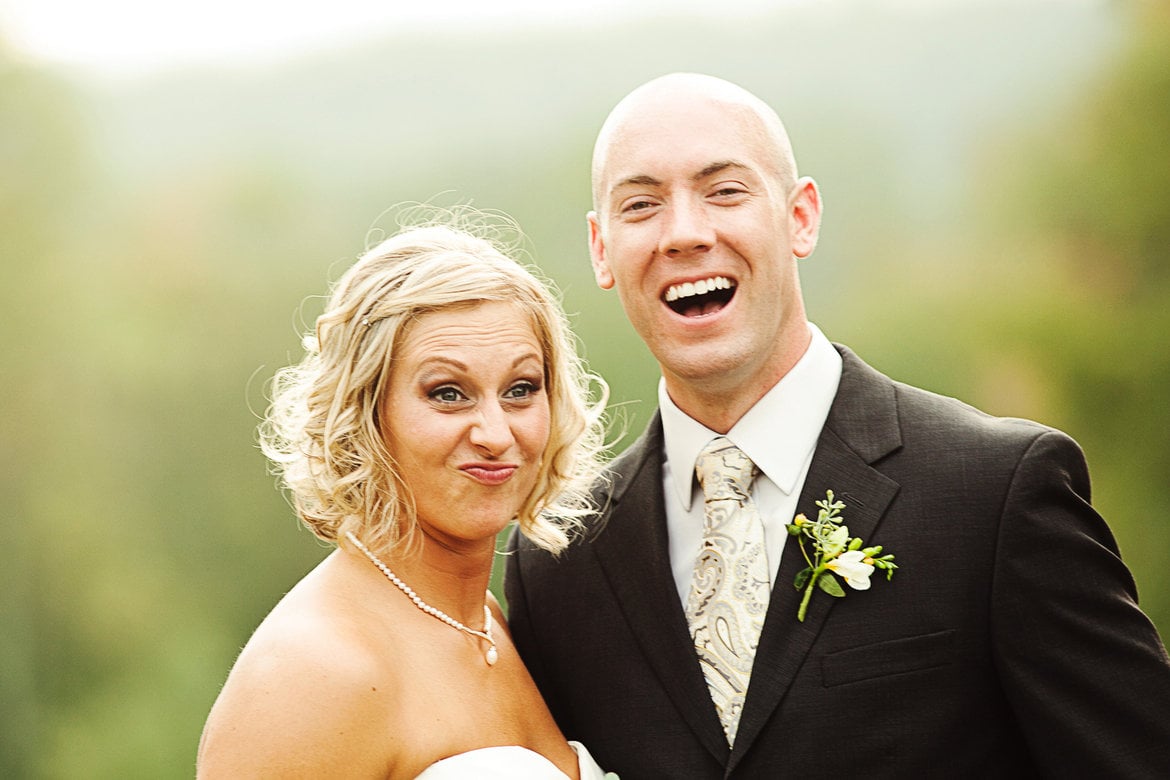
[{"x1": 662, "y1": 328, "x2": 813, "y2": 434}]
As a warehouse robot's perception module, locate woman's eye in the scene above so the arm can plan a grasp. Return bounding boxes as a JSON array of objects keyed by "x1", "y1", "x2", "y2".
[
  {"x1": 429, "y1": 386, "x2": 466, "y2": 403},
  {"x1": 504, "y1": 381, "x2": 540, "y2": 400}
]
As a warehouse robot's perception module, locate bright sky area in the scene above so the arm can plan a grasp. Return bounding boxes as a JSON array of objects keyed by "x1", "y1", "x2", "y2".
[
  {"x1": 0, "y1": 0, "x2": 806, "y2": 76},
  {"x1": 0, "y1": 0, "x2": 1092, "y2": 78}
]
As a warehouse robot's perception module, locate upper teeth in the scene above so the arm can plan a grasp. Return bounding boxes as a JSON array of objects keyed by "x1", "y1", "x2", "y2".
[{"x1": 665, "y1": 276, "x2": 733, "y2": 302}]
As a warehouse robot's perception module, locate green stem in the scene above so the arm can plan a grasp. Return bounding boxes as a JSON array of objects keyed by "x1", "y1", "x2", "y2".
[
  {"x1": 797, "y1": 536, "x2": 815, "y2": 570},
  {"x1": 796, "y1": 565, "x2": 826, "y2": 622}
]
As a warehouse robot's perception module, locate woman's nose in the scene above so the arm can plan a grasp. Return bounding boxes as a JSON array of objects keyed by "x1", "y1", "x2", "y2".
[{"x1": 468, "y1": 401, "x2": 514, "y2": 456}]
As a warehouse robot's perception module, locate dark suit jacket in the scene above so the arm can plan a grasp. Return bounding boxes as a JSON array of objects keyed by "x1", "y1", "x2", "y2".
[{"x1": 507, "y1": 345, "x2": 1170, "y2": 778}]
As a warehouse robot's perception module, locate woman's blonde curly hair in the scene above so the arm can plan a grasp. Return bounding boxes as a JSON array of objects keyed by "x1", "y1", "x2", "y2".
[{"x1": 260, "y1": 218, "x2": 608, "y2": 556}]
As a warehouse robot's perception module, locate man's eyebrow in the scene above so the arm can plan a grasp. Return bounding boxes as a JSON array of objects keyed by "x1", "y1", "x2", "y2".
[
  {"x1": 612, "y1": 174, "x2": 662, "y2": 191},
  {"x1": 696, "y1": 160, "x2": 748, "y2": 180},
  {"x1": 611, "y1": 162, "x2": 750, "y2": 194}
]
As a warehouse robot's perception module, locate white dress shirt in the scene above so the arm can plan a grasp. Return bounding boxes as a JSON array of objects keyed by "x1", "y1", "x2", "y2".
[{"x1": 659, "y1": 322, "x2": 843, "y2": 605}]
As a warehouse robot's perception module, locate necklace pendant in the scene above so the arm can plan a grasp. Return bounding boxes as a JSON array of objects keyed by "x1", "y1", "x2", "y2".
[{"x1": 485, "y1": 645, "x2": 499, "y2": 666}]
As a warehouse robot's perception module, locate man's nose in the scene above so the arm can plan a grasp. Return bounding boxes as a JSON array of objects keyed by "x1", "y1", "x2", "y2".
[{"x1": 659, "y1": 199, "x2": 715, "y2": 257}]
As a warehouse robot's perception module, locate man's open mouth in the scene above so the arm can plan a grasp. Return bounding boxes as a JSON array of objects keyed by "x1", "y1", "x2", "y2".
[{"x1": 664, "y1": 276, "x2": 736, "y2": 316}]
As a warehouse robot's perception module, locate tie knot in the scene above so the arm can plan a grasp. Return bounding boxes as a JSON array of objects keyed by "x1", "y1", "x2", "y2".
[{"x1": 696, "y1": 437, "x2": 757, "y2": 502}]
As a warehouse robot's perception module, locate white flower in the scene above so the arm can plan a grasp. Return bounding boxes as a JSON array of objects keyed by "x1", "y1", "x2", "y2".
[{"x1": 826, "y1": 550, "x2": 875, "y2": 590}]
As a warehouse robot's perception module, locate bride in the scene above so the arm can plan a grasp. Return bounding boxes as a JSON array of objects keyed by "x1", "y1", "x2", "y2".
[{"x1": 197, "y1": 221, "x2": 612, "y2": 778}]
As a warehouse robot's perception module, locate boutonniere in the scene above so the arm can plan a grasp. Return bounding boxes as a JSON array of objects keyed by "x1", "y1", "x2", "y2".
[{"x1": 788, "y1": 490, "x2": 897, "y2": 621}]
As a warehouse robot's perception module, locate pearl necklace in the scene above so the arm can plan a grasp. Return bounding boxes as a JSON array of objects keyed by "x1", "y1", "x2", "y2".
[{"x1": 345, "y1": 531, "x2": 498, "y2": 666}]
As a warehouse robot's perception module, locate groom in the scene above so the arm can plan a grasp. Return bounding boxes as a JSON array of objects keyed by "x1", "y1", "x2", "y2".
[{"x1": 506, "y1": 73, "x2": 1170, "y2": 777}]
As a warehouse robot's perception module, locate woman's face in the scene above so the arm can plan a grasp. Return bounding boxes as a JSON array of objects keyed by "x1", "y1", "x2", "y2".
[{"x1": 381, "y1": 300, "x2": 551, "y2": 548}]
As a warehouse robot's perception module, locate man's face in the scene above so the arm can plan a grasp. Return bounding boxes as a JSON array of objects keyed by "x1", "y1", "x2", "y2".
[{"x1": 588, "y1": 93, "x2": 820, "y2": 407}]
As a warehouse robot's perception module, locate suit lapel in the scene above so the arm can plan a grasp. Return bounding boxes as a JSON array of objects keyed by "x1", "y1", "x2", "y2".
[
  {"x1": 729, "y1": 346, "x2": 903, "y2": 772},
  {"x1": 591, "y1": 416, "x2": 731, "y2": 764}
]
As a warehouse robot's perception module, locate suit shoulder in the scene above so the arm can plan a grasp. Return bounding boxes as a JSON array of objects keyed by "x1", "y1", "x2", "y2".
[
  {"x1": 834, "y1": 344, "x2": 1079, "y2": 460},
  {"x1": 891, "y1": 378, "x2": 1073, "y2": 450}
]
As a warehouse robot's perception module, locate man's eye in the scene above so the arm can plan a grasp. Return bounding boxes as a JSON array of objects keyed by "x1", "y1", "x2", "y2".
[{"x1": 623, "y1": 200, "x2": 655, "y2": 213}]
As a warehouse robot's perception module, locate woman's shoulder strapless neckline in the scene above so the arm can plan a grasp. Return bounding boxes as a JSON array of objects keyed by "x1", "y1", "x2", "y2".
[{"x1": 414, "y1": 740, "x2": 610, "y2": 779}]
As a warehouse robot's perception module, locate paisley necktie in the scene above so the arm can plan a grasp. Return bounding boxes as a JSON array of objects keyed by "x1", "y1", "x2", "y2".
[{"x1": 685, "y1": 437, "x2": 770, "y2": 745}]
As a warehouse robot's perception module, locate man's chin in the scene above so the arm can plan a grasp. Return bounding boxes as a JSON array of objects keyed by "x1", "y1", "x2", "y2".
[{"x1": 659, "y1": 347, "x2": 751, "y2": 387}]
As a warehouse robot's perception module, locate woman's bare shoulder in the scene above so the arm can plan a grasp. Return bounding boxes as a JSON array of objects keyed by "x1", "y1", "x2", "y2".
[{"x1": 197, "y1": 559, "x2": 400, "y2": 778}]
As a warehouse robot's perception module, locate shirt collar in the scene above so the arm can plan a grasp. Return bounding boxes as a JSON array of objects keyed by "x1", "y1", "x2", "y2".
[{"x1": 659, "y1": 322, "x2": 842, "y2": 510}]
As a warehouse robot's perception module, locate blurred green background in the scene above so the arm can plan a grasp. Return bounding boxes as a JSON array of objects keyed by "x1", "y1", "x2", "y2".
[{"x1": 3, "y1": 0, "x2": 1168, "y2": 776}]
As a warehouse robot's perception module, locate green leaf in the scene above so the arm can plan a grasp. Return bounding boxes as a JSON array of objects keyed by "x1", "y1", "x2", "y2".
[
  {"x1": 818, "y1": 572, "x2": 846, "y2": 597},
  {"x1": 794, "y1": 568, "x2": 812, "y2": 590}
]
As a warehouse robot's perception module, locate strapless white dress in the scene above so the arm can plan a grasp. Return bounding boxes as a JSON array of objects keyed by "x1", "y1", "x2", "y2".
[{"x1": 415, "y1": 740, "x2": 612, "y2": 779}]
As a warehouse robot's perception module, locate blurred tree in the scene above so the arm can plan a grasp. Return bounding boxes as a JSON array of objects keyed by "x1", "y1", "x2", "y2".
[
  {"x1": 971, "y1": 2, "x2": 1170, "y2": 638},
  {"x1": 0, "y1": 39, "x2": 89, "y2": 778},
  {"x1": 32, "y1": 155, "x2": 344, "y2": 777}
]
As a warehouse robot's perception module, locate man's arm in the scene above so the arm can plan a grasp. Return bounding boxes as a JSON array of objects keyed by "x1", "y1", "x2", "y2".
[{"x1": 992, "y1": 429, "x2": 1170, "y2": 776}]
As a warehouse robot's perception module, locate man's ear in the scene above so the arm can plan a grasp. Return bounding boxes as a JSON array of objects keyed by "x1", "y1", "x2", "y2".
[
  {"x1": 789, "y1": 178, "x2": 823, "y2": 259},
  {"x1": 587, "y1": 211, "x2": 615, "y2": 289}
]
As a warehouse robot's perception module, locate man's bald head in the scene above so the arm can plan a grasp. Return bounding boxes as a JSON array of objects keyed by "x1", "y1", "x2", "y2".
[{"x1": 590, "y1": 73, "x2": 799, "y2": 213}]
